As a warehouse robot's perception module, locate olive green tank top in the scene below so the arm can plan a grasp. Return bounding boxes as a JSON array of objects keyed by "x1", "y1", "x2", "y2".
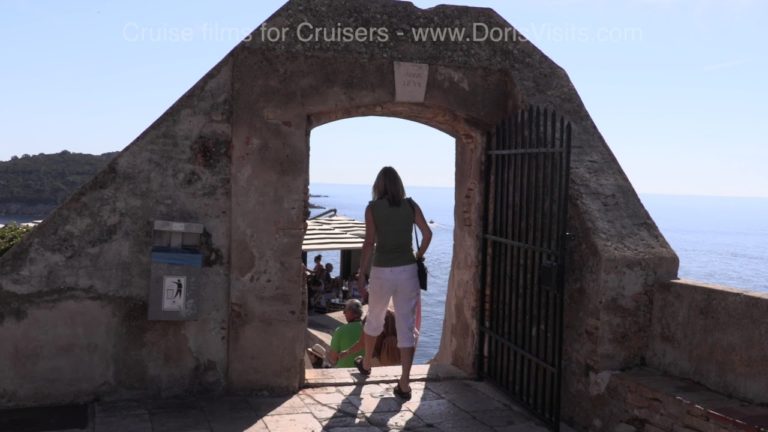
[{"x1": 370, "y1": 198, "x2": 416, "y2": 267}]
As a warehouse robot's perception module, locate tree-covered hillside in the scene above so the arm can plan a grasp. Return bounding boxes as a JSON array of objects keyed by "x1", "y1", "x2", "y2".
[{"x1": 0, "y1": 151, "x2": 118, "y2": 215}]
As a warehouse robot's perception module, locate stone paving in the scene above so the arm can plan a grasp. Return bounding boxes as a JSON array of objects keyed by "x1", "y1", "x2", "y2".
[
  {"x1": 87, "y1": 379, "x2": 557, "y2": 432},
  {"x1": 22, "y1": 365, "x2": 575, "y2": 432}
]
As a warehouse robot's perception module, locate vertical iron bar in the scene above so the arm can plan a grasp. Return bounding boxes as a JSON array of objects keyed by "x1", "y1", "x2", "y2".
[
  {"x1": 548, "y1": 117, "x2": 564, "y2": 424},
  {"x1": 553, "y1": 121, "x2": 571, "y2": 431},
  {"x1": 515, "y1": 108, "x2": 529, "y2": 396},
  {"x1": 528, "y1": 107, "x2": 539, "y2": 410},
  {"x1": 525, "y1": 105, "x2": 536, "y2": 404},
  {"x1": 500, "y1": 119, "x2": 511, "y2": 390},
  {"x1": 543, "y1": 109, "x2": 557, "y2": 418},
  {"x1": 533, "y1": 108, "x2": 546, "y2": 413},
  {"x1": 545, "y1": 109, "x2": 557, "y2": 365},
  {"x1": 507, "y1": 112, "x2": 516, "y2": 391},
  {"x1": 494, "y1": 120, "x2": 509, "y2": 383},
  {"x1": 497, "y1": 122, "x2": 508, "y2": 386},
  {"x1": 510, "y1": 120, "x2": 519, "y2": 390},
  {"x1": 523, "y1": 105, "x2": 536, "y2": 406},
  {"x1": 510, "y1": 117, "x2": 519, "y2": 392},
  {"x1": 529, "y1": 107, "x2": 541, "y2": 411},
  {"x1": 490, "y1": 128, "x2": 501, "y2": 380},
  {"x1": 491, "y1": 124, "x2": 503, "y2": 383},
  {"x1": 510, "y1": 110, "x2": 522, "y2": 394},
  {"x1": 538, "y1": 110, "x2": 549, "y2": 418}
]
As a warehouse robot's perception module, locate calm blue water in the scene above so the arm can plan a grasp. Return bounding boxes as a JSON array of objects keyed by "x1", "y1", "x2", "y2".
[
  {"x1": 0, "y1": 215, "x2": 39, "y2": 225},
  {"x1": 4, "y1": 190, "x2": 766, "y2": 363},
  {"x1": 310, "y1": 185, "x2": 768, "y2": 363},
  {"x1": 639, "y1": 194, "x2": 768, "y2": 292}
]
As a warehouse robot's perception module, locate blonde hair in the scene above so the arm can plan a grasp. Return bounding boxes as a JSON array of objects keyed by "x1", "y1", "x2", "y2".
[{"x1": 372, "y1": 166, "x2": 406, "y2": 206}]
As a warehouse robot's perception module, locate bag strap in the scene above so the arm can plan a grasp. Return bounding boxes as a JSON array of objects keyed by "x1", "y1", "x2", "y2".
[{"x1": 407, "y1": 198, "x2": 421, "y2": 252}]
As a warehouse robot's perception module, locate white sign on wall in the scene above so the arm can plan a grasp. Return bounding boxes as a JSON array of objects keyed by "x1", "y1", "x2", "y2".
[
  {"x1": 394, "y1": 61, "x2": 429, "y2": 103},
  {"x1": 162, "y1": 276, "x2": 186, "y2": 312}
]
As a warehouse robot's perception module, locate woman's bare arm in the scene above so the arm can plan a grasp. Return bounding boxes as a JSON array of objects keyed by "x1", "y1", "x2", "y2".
[
  {"x1": 357, "y1": 204, "x2": 376, "y2": 296},
  {"x1": 412, "y1": 201, "x2": 432, "y2": 259}
]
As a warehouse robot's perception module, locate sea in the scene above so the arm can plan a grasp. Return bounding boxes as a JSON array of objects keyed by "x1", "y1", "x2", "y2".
[
  {"x1": 0, "y1": 216, "x2": 40, "y2": 225},
  {"x1": 307, "y1": 185, "x2": 768, "y2": 364},
  {"x1": 3, "y1": 187, "x2": 766, "y2": 364}
]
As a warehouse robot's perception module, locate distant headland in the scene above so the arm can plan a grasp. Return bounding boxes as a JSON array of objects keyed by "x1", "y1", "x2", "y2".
[
  {"x1": 0, "y1": 151, "x2": 327, "y2": 216},
  {"x1": 0, "y1": 151, "x2": 118, "y2": 216}
]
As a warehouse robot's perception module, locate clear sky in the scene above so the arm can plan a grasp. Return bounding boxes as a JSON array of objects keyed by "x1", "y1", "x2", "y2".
[{"x1": 1, "y1": 1, "x2": 766, "y2": 196}]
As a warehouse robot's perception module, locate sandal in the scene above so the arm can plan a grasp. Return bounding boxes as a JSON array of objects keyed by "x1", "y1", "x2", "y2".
[
  {"x1": 354, "y1": 356, "x2": 371, "y2": 376},
  {"x1": 393, "y1": 383, "x2": 412, "y2": 401}
]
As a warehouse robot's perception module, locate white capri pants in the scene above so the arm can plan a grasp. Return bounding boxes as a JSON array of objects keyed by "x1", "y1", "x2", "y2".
[{"x1": 363, "y1": 263, "x2": 421, "y2": 348}]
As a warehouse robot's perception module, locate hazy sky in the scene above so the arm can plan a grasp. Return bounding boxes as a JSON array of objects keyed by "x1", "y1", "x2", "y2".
[{"x1": 1, "y1": 1, "x2": 766, "y2": 196}]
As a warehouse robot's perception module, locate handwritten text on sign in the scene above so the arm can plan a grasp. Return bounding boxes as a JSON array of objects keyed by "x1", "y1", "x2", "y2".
[{"x1": 394, "y1": 62, "x2": 429, "y2": 103}]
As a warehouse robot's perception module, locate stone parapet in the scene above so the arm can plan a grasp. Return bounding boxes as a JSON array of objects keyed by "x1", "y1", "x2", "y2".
[
  {"x1": 601, "y1": 367, "x2": 768, "y2": 432},
  {"x1": 650, "y1": 280, "x2": 768, "y2": 404}
]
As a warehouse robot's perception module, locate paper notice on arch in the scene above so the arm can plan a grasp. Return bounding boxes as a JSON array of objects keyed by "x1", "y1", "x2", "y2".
[{"x1": 394, "y1": 62, "x2": 429, "y2": 103}]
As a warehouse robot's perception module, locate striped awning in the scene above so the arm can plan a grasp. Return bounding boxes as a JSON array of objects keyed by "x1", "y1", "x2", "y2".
[{"x1": 303, "y1": 216, "x2": 365, "y2": 251}]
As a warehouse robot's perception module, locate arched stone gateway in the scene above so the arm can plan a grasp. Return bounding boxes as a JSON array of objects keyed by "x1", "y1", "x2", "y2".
[{"x1": 0, "y1": 0, "x2": 677, "y2": 429}]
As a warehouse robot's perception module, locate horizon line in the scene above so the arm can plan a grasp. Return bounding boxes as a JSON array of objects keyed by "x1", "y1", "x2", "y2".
[{"x1": 310, "y1": 182, "x2": 768, "y2": 200}]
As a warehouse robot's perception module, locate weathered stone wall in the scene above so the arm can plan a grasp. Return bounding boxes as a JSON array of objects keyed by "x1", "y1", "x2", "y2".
[
  {"x1": 0, "y1": 59, "x2": 233, "y2": 407},
  {"x1": 560, "y1": 202, "x2": 607, "y2": 428},
  {"x1": 649, "y1": 280, "x2": 768, "y2": 404}
]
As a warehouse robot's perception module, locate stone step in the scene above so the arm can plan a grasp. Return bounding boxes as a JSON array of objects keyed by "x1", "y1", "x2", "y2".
[{"x1": 304, "y1": 363, "x2": 471, "y2": 388}]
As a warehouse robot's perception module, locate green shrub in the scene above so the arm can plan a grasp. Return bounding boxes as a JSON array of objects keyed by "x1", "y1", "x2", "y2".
[{"x1": 0, "y1": 223, "x2": 34, "y2": 257}]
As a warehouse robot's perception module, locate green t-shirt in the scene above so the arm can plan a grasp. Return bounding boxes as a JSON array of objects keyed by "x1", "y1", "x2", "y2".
[
  {"x1": 330, "y1": 321, "x2": 364, "y2": 368},
  {"x1": 370, "y1": 198, "x2": 417, "y2": 267}
]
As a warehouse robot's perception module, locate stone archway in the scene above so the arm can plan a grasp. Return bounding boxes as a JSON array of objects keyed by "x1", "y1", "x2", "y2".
[
  {"x1": 224, "y1": 2, "x2": 677, "y2": 424},
  {"x1": 228, "y1": 59, "x2": 519, "y2": 392}
]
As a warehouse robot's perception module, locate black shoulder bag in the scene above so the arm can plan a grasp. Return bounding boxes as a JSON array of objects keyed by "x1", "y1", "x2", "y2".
[{"x1": 407, "y1": 198, "x2": 428, "y2": 291}]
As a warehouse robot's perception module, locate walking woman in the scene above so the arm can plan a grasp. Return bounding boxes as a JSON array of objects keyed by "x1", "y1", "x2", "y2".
[{"x1": 355, "y1": 166, "x2": 432, "y2": 400}]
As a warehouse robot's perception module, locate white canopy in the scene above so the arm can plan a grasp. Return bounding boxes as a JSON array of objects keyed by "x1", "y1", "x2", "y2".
[{"x1": 302, "y1": 216, "x2": 365, "y2": 252}]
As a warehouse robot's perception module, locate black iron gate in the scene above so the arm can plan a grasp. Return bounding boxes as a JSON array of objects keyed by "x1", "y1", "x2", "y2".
[{"x1": 478, "y1": 106, "x2": 572, "y2": 431}]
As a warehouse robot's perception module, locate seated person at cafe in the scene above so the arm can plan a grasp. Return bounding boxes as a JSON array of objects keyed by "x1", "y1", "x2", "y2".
[
  {"x1": 338, "y1": 309, "x2": 400, "y2": 367},
  {"x1": 308, "y1": 277, "x2": 325, "y2": 311},
  {"x1": 324, "y1": 262, "x2": 345, "y2": 298},
  {"x1": 328, "y1": 299, "x2": 365, "y2": 368},
  {"x1": 312, "y1": 254, "x2": 325, "y2": 280},
  {"x1": 346, "y1": 272, "x2": 367, "y2": 300}
]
